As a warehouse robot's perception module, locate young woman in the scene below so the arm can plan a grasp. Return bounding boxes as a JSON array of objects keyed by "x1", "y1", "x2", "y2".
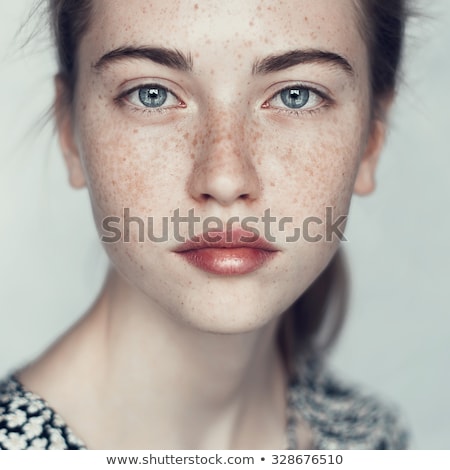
[{"x1": 0, "y1": 0, "x2": 410, "y2": 450}]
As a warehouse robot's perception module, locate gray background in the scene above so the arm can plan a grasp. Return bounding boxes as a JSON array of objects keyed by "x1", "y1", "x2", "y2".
[{"x1": 0, "y1": 1, "x2": 448, "y2": 449}]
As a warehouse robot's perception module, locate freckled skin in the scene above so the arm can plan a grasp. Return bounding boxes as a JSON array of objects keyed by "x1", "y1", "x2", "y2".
[{"x1": 65, "y1": 0, "x2": 379, "y2": 334}]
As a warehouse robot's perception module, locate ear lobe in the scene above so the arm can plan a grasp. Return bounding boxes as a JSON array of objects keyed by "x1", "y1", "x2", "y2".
[{"x1": 54, "y1": 75, "x2": 86, "y2": 189}]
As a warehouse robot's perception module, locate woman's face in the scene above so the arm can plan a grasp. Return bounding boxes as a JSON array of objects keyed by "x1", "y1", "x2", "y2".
[{"x1": 60, "y1": 0, "x2": 384, "y2": 333}]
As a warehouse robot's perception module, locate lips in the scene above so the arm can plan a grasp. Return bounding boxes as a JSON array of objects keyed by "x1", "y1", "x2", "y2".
[{"x1": 173, "y1": 229, "x2": 280, "y2": 275}]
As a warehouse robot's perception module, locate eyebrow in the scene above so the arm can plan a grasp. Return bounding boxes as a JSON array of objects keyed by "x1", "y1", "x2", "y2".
[
  {"x1": 93, "y1": 46, "x2": 194, "y2": 72},
  {"x1": 92, "y1": 45, "x2": 354, "y2": 78},
  {"x1": 252, "y1": 49, "x2": 354, "y2": 77}
]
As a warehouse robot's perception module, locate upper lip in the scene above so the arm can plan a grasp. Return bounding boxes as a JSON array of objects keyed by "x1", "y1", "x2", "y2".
[{"x1": 173, "y1": 229, "x2": 280, "y2": 252}]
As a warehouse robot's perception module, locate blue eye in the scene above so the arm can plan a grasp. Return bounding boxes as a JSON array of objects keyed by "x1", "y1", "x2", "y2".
[
  {"x1": 267, "y1": 86, "x2": 324, "y2": 113},
  {"x1": 122, "y1": 84, "x2": 181, "y2": 110},
  {"x1": 279, "y1": 88, "x2": 310, "y2": 109},
  {"x1": 138, "y1": 86, "x2": 168, "y2": 108}
]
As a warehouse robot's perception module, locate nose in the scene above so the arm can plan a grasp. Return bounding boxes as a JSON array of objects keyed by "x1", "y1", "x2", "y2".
[{"x1": 187, "y1": 110, "x2": 261, "y2": 207}]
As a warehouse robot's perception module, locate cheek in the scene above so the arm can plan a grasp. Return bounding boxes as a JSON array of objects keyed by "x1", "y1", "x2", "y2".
[
  {"x1": 255, "y1": 110, "x2": 367, "y2": 217},
  {"x1": 76, "y1": 113, "x2": 194, "y2": 223}
]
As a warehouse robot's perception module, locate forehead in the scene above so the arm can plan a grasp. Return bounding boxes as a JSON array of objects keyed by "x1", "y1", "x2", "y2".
[{"x1": 83, "y1": 0, "x2": 366, "y2": 70}]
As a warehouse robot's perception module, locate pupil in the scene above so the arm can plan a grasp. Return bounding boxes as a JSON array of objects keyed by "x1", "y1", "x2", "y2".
[
  {"x1": 280, "y1": 88, "x2": 309, "y2": 109},
  {"x1": 139, "y1": 87, "x2": 168, "y2": 107}
]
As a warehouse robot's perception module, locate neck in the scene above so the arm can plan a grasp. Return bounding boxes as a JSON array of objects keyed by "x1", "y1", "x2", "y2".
[{"x1": 20, "y1": 268, "x2": 289, "y2": 449}]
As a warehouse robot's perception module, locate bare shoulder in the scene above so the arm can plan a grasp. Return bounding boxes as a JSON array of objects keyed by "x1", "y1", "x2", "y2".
[{"x1": 289, "y1": 358, "x2": 410, "y2": 450}]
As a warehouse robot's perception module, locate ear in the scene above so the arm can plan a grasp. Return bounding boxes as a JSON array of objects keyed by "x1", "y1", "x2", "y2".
[
  {"x1": 353, "y1": 95, "x2": 394, "y2": 196},
  {"x1": 55, "y1": 75, "x2": 86, "y2": 189}
]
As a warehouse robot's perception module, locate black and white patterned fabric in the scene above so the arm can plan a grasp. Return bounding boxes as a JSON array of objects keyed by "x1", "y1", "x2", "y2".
[
  {"x1": 0, "y1": 359, "x2": 408, "y2": 450},
  {"x1": 0, "y1": 379, "x2": 86, "y2": 450},
  {"x1": 286, "y1": 358, "x2": 408, "y2": 450}
]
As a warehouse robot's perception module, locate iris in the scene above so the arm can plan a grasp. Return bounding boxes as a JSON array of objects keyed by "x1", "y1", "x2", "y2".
[
  {"x1": 280, "y1": 88, "x2": 310, "y2": 109},
  {"x1": 138, "y1": 87, "x2": 168, "y2": 108}
]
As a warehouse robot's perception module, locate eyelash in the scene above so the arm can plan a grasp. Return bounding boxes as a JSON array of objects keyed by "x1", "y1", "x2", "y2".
[
  {"x1": 115, "y1": 84, "x2": 185, "y2": 116},
  {"x1": 263, "y1": 85, "x2": 332, "y2": 117},
  {"x1": 114, "y1": 83, "x2": 332, "y2": 117}
]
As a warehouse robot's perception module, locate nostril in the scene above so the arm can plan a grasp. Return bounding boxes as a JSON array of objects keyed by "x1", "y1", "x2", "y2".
[
  {"x1": 199, "y1": 193, "x2": 212, "y2": 202},
  {"x1": 200, "y1": 191, "x2": 250, "y2": 200}
]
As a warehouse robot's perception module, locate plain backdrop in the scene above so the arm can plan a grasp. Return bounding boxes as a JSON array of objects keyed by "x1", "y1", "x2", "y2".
[{"x1": 0, "y1": 0, "x2": 449, "y2": 450}]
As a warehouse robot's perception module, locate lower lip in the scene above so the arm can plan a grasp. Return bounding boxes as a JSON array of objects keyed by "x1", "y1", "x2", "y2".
[{"x1": 176, "y1": 248, "x2": 277, "y2": 275}]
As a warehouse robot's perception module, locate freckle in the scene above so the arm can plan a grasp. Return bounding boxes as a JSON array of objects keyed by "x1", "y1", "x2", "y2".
[
  {"x1": 305, "y1": 166, "x2": 315, "y2": 177},
  {"x1": 133, "y1": 129, "x2": 138, "y2": 134},
  {"x1": 194, "y1": 3, "x2": 199, "y2": 9}
]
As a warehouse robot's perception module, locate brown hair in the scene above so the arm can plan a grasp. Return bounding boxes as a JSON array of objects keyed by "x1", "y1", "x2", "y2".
[
  {"x1": 46, "y1": 0, "x2": 411, "y2": 370},
  {"x1": 356, "y1": 0, "x2": 410, "y2": 116},
  {"x1": 48, "y1": 0, "x2": 92, "y2": 100}
]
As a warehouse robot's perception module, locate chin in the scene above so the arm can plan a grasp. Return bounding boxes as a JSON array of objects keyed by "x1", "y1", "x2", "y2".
[
  {"x1": 174, "y1": 308, "x2": 280, "y2": 336},
  {"x1": 163, "y1": 281, "x2": 299, "y2": 336}
]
